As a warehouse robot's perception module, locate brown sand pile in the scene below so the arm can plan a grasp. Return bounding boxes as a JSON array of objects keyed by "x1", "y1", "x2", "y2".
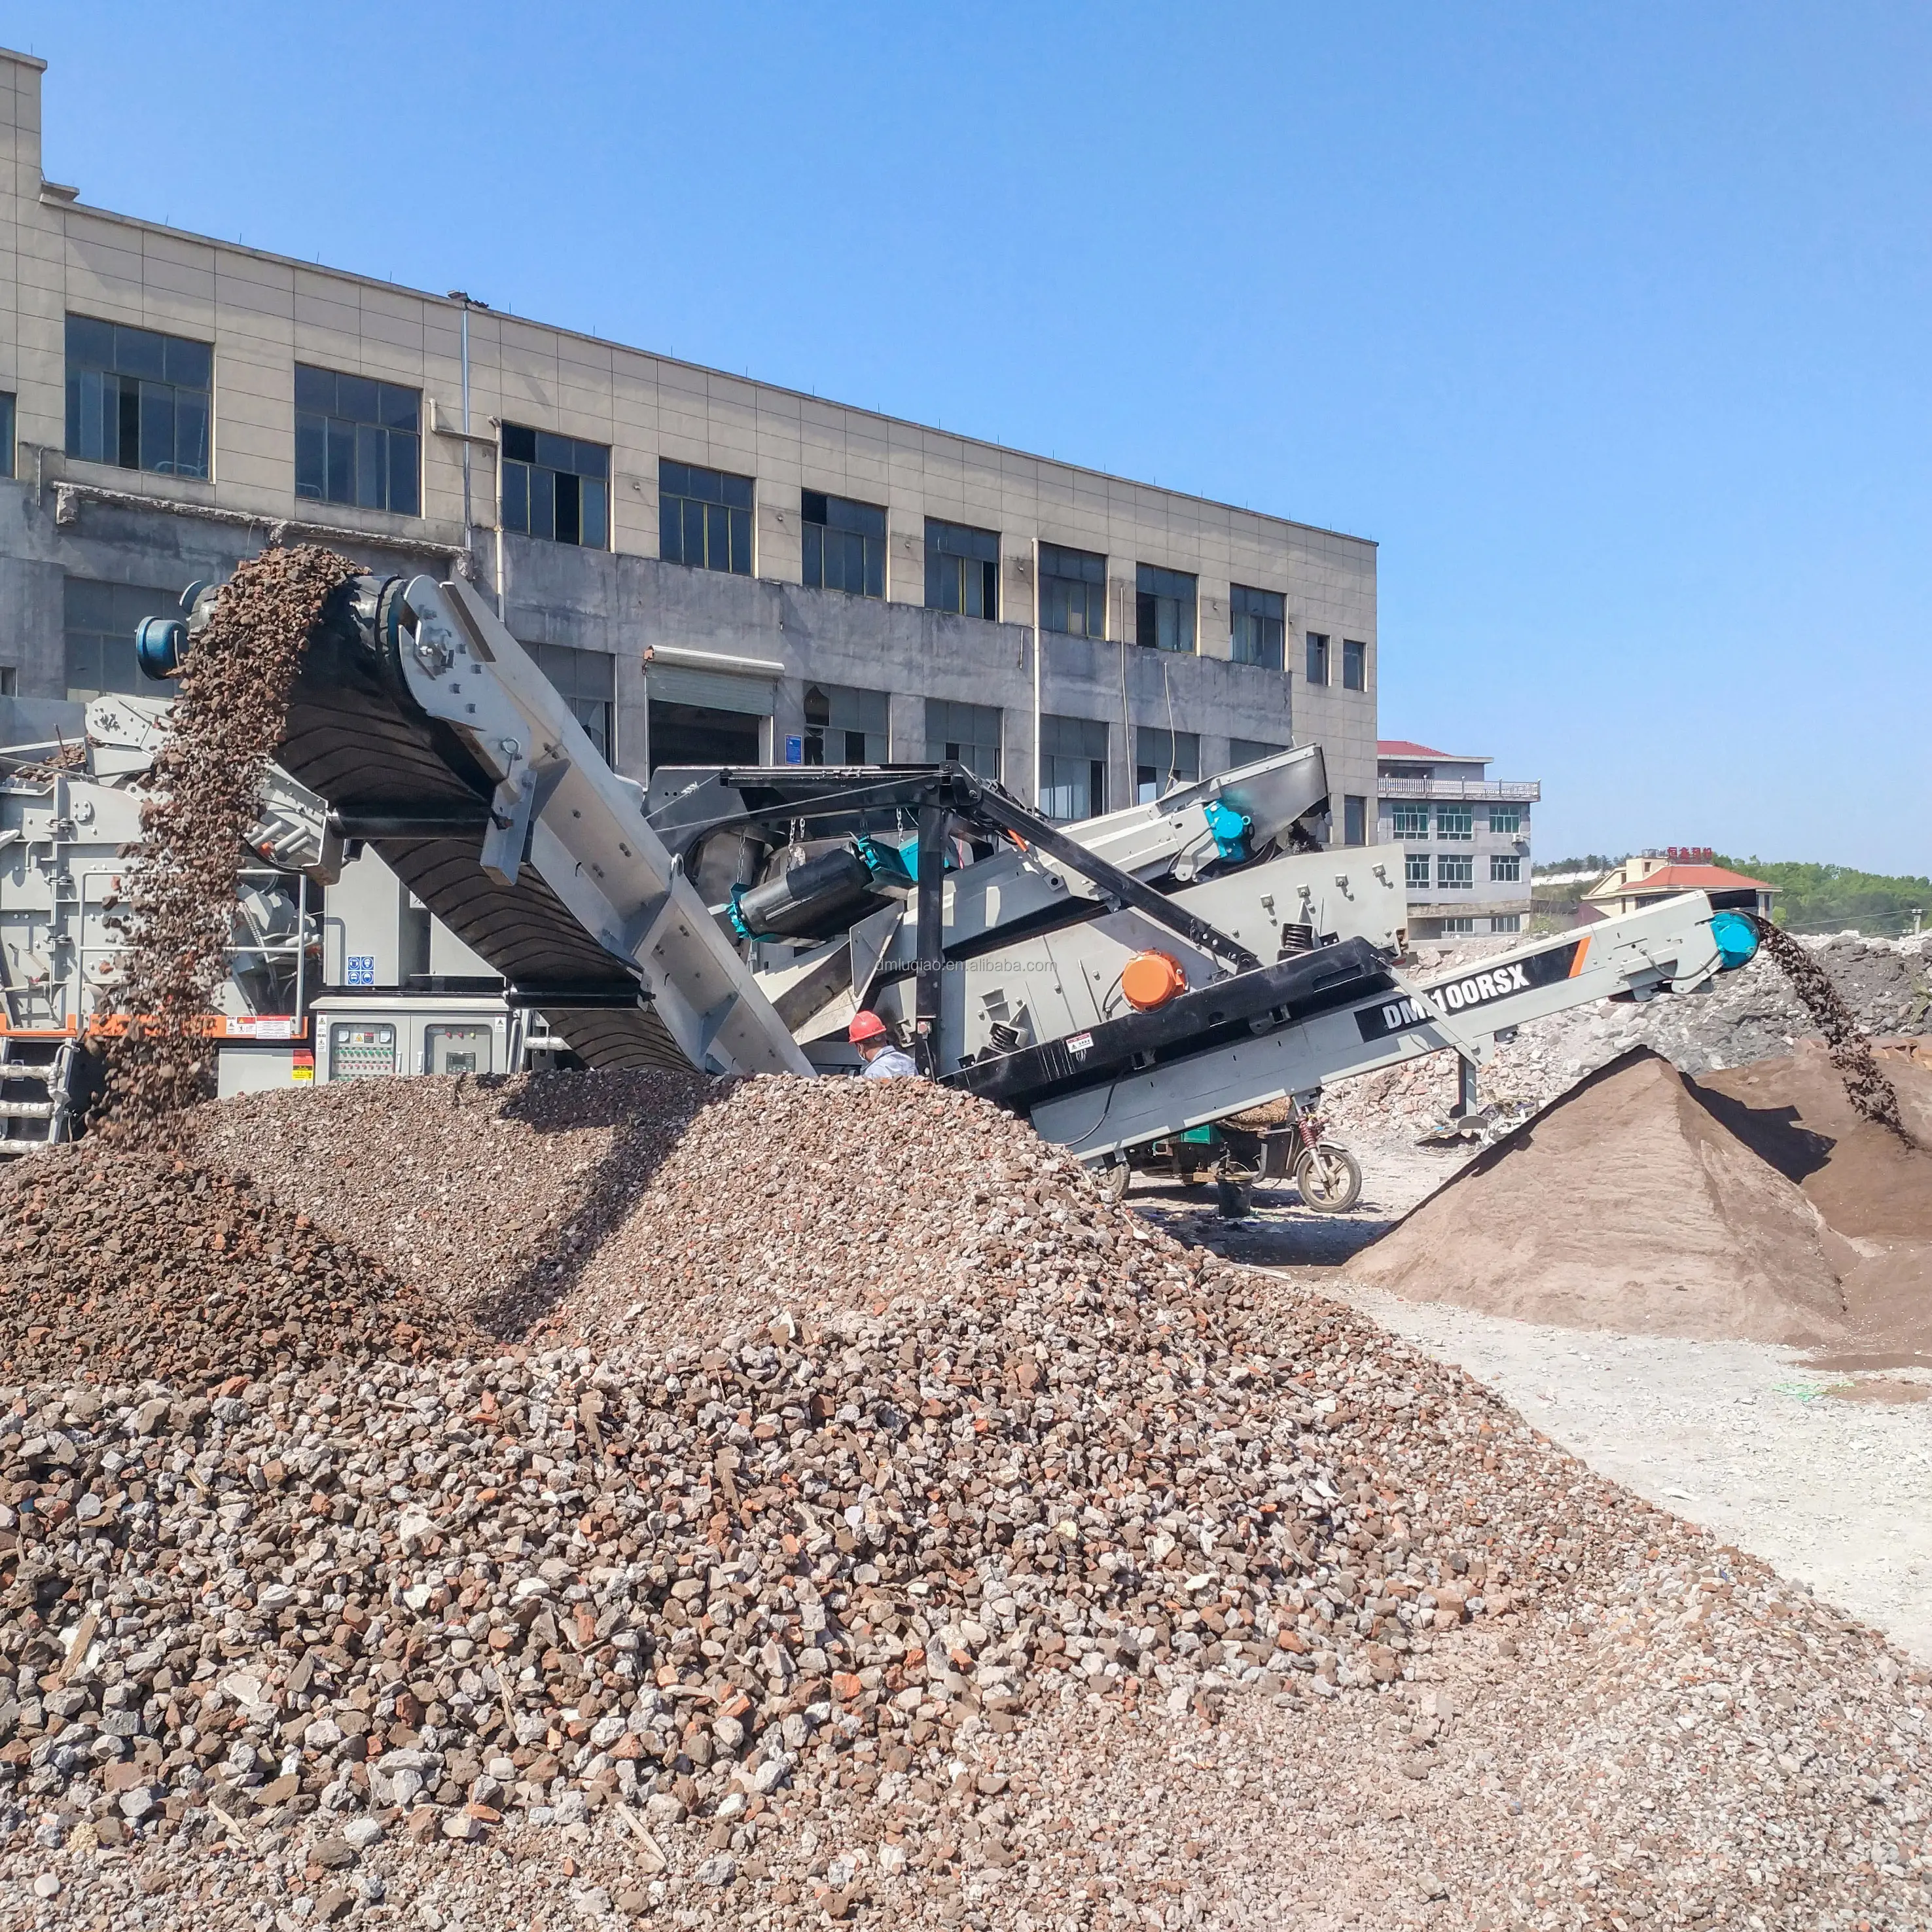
[
  {"x1": 1696, "y1": 1037, "x2": 1932, "y2": 1240},
  {"x1": 98, "y1": 545, "x2": 359, "y2": 1131},
  {"x1": 1348, "y1": 1047, "x2": 1847, "y2": 1342},
  {"x1": 1698, "y1": 1040, "x2": 1932, "y2": 1364}
]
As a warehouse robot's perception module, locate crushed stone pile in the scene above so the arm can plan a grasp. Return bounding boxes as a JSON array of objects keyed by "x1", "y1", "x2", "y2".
[
  {"x1": 0, "y1": 1145, "x2": 469, "y2": 1386},
  {"x1": 0, "y1": 1082, "x2": 1927, "y2": 1929},
  {"x1": 96, "y1": 546, "x2": 359, "y2": 1132},
  {"x1": 1323, "y1": 931, "x2": 1932, "y2": 1143},
  {"x1": 185, "y1": 1069, "x2": 713, "y2": 1338},
  {"x1": 185, "y1": 1075, "x2": 1074, "y2": 1347},
  {"x1": 1347, "y1": 1048, "x2": 1848, "y2": 1344}
]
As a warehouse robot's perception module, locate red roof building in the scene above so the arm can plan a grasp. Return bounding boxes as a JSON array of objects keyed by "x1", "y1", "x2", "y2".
[{"x1": 1581, "y1": 853, "x2": 1777, "y2": 922}]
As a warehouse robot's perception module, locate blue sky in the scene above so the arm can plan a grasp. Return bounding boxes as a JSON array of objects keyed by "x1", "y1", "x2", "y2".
[{"x1": 18, "y1": 3, "x2": 1930, "y2": 872}]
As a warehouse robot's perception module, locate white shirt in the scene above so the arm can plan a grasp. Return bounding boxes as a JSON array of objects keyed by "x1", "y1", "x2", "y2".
[{"x1": 861, "y1": 1045, "x2": 920, "y2": 1080}]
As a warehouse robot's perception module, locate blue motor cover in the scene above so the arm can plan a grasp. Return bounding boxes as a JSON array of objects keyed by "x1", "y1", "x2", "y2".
[
  {"x1": 1202, "y1": 796, "x2": 1253, "y2": 864},
  {"x1": 1709, "y1": 909, "x2": 1759, "y2": 971},
  {"x1": 134, "y1": 616, "x2": 186, "y2": 681}
]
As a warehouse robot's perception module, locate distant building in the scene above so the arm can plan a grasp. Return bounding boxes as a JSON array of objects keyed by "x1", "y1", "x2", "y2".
[
  {"x1": 1581, "y1": 850, "x2": 1776, "y2": 923},
  {"x1": 1376, "y1": 741, "x2": 1540, "y2": 938}
]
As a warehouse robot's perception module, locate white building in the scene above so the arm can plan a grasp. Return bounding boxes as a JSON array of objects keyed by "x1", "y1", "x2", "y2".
[
  {"x1": 0, "y1": 48, "x2": 1380, "y2": 840},
  {"x1": 1376, "y1": 740, "x2": 1539, "y2": 937}
]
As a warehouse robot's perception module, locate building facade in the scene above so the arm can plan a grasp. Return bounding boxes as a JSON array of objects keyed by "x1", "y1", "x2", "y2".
[
  {"x1": 0, "y1": 49, "x2": 1378, "y2": 836},
  {"x1": 1376, "y1": 740, "x2": 1539, "y2": 937}
]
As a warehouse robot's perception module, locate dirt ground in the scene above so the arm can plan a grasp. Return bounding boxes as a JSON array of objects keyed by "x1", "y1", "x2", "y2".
[{"x1": 1127, "y1": 1126, "x2": 1932, "y2": 1663}]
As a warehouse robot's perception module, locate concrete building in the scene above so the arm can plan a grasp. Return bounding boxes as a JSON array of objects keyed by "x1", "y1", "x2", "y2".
[
  {"x1": 1376, "y1": 740, "x2": 1539, "y2": 937},
  {"x1": 1582, "y1": 850, "x2": 1776, "y2": 923},
  {"x1": 0, "y1": 48, "x2": 1378, "y2": 842}
]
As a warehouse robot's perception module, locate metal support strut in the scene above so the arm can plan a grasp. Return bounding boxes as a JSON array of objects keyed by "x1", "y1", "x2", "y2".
[{"x1": 914, "y1": 804, "x2": 947, "y2": 1074}]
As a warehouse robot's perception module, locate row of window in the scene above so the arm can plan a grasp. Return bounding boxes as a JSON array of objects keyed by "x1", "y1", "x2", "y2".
[
  {"x1": 52, "y1": 315, "x2": 1371, "y2": 683},
  {"x1": 1389, "y1": 803, "x2": 1525, "y2": 840},
  {"x1": 1403, "y1": 853, "x2": 1524, "y2": 890},
  {"x1": 1430, "y1": 915, "x2": 1524, "y2": 937},
  {"x1": 57, "y1": 583, "x2": 1323, "y2": 827}
]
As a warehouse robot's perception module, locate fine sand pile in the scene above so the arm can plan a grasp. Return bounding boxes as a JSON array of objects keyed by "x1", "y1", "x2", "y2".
[
  {"x1": 1699, "y1": 1039, "x2": 1932, "y2": 1364},
  {"x1": 1346, "y1": 1048, "x2": 1848, "y2": 1343}
]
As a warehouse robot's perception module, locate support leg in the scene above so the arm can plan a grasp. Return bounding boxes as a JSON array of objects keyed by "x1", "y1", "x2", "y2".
[{"x1": 914, "y1": 805, "x2": 946, "y2": 1075}]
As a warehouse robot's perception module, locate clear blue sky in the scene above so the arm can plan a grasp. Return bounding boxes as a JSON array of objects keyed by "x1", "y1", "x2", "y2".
[{"x1": 18, "y1": 3, "x2": 1931, "y2": 873}]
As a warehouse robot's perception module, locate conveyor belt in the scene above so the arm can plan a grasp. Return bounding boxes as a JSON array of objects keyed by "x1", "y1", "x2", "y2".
[{"x1": 271, "y1": 578, "x2": 688, "y2": 1071}]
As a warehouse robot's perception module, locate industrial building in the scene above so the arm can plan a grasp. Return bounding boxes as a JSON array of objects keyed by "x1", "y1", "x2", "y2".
[
  {"x1": 0, "y1": 48, "x2": 1378, "y2": 857},
  {"x1": 1376, "y1": 739, "x2": 1540, "y2": 937}
]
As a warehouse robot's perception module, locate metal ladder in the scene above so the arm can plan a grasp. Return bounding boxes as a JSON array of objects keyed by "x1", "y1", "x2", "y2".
[{"x1": 0, "y1": 1035, "x2": 77, "y2": 1153}]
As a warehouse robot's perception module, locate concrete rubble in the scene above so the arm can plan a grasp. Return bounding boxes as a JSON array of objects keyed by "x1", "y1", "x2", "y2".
[{"x1": 0, "y1": 1078, "x2": 1927, "y2": 1929}]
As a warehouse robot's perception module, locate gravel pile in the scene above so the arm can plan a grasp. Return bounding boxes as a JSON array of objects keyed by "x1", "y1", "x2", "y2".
[
  {"x1": 185, "y1": 1075, "x2": 1063, "y2": 1346},
  {"x1": 0, "y1": 1081, "x2": 1927, "y2": 1927},
  {"x1": 0, "y1": 1145, "x2": 469, "y2": 1386},
  {"x1": 96, "y1": 546, "x2": 359, "y2": 1132},
  {"x1": 184, "y1": 1070, "x2": 713, "y2": 1337}
]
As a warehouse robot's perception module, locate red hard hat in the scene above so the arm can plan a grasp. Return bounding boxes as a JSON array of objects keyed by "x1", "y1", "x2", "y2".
[{"x1": 848, "y1": 1010, "x2": 888, "y2": 1045}]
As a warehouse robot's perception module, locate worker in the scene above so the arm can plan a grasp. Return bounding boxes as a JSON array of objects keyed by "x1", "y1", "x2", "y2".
[{"x1": 848, "y1": 1009, "x2": 919, "y2": 1079}]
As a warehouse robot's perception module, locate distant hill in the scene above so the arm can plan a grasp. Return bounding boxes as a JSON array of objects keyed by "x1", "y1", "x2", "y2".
[{"x1": 1716, "y1": 859, "x2": 1930, "y2": 937}]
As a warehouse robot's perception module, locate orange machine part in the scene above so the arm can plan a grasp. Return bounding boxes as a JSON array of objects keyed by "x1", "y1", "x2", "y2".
[{"x1": 1120, "y1": 950, "x2": 1188, "y2": 1012}]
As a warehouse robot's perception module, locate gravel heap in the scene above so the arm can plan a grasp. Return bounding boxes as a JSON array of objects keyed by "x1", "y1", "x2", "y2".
[
  {"x1": 0, "y1": 1145, "x2": 469, "y2": 1386},
  {"x1": 185, "y1": 1075, "x2": 1065, "y2": 1346},
  {"x1": 0, "y1": 1081, "x2": 1927, "y2": 1928},
  {"x1": 184, "y1": 1070, "x2": 713, "y2": 1338},
  {"x1": 96, "y1": 546, "x2": 359, "y2": 1132}
]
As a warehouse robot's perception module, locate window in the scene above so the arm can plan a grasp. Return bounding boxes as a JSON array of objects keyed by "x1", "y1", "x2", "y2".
[
  {"x1": 804, "y1": 684, "x2": 889, "y2": 765},
  {"x1": 927, "y1": 698, "x2": 1000, "y2": 781},
  {"x1": 294, "y1": 365, "x2": 420, "y2": 516},
  {"x1": 1134, "y1": 727, "x2": 1199, "y2": 804},
  {"x1": 65, "y1": 315, "x2": 211, "y2": 479},
  {"x1": 1342, "y1": 639, "x2": 1367, "y2": 691},
  {"x1": 1344, "y1": 795, "x2": 1367, "y2": 846},
  {"x1": 1135, "y1": 564, "x2": 1196, "y2": 653},
  {"x1": 1491, "y1": 853, "x2": 1522, "y2": 883},
  {"x1": 1438, "y1": 854, "x2": 1474, "y2": 890},
  {"x1": 1490, "y1": 914, "x2": 1522, "y2": 935},
  {"x1": 649, "y1": 701, "x2": 762, "y2": 773},
  {"x1": 1404, "y1": 852, "x2": 1430, "y2": 889},
  {"x1": 1439, "y1": 917, "x2": 1475, "y2": 937},
  {"x1": 1437, "y1": 806, "x2": 1474, "y2": 840},
  {"x1": 1490, "y1": 806, "x2": 1524, "y2": 836},
  {"x1": 1041, "y1": 714, "x2": 1107, "y2": 821},
  {"x1": 0, "y1": 392, "x2": 14, "y2": 479},
  {"x1": 925, "y1": 519, "x2": 999, "y2": 619},
  {"x1": 0, "y1": 668, "x2": 16, "y2": 696},
  {"x1": 1228, "y1": 737, "x2": 1285, "y2": 766},
  {"x1": 62, "y1": 579, "x2": 179, "y2": 700},
  {"x1": 802, "y1": 491, "x2": 885, "y2": 598},
  {"x1": 1305, "y1": 633, "x2": 1330, "y2": 685},
  {"x1": 502, "y1": 425, "x2": 611, "y2": 548},
  {"x1": 529, "y1": 641, "x2": 616, "y2": 763},
  {"x1": 1391, "y1": 804, "x2": 1429, "y2": 840},
  {"x1": 1230, "y1": 584, "x2": 1284, "y2": 668},
  {"x1": 1039, "y1": 542, "x2": 1107, "y2": 638}
]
